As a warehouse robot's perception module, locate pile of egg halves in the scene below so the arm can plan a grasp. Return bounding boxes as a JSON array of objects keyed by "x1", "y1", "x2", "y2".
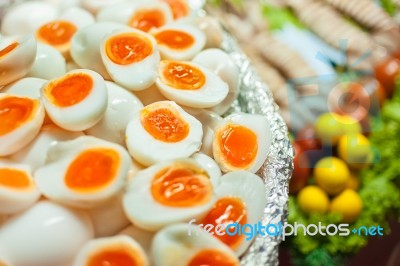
[{"x1": 0, "y1": 0, "x2": 272, "y2": 265}]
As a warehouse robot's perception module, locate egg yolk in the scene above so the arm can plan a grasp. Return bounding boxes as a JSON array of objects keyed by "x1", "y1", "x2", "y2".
[
  {"x1": 151, "y1": 163, "x2": 212, "y2": 207},
  {"x1": 161, "y1": 61, "x2": 206, "y2": 90},
  {"x1": 129, "y1": 8, "x2": 166, "y2": 32},
  {"x1": 141, "y1": 106, "x2": 189, "y2": 142},
  {"x1": 65, "y1": 148, "x2": 120, "y2": 192},
  {"x1": 106, "y1": 33, "x2": 153, "y2": 65},
  {"x1": 217, "y1": 124, "x2": 258, "y2": 169},
  {"x1": 154, "y1": 30, "x2": 194, "y2": 50},
  {"x1": 36, "y1": 20, "x2": 77, "y2": 46},
  {"x1": 88, "y1": 248, "x2": 144, "y2": 266},
  {"x1": 0, "y1": 96, "x2": 35, "y2": 136},
  {"x1": 44, "y1": 73, "x2": 93, "y2": 107},
  {"x1": 202, "y1": 197, "x2": 247, "y2": 248},
  {"x1": 161, "y1": 0, "x2": 189, "y2": 19},
  {"x1": 0, "y1": 42, "x2": 19, "y2": 59},
  {"x1": 188, "y1": 249, "x2": 239, "y2": 266},
  {"x1": 0, "y1": 168, "x2": 31, "y2": 190}
]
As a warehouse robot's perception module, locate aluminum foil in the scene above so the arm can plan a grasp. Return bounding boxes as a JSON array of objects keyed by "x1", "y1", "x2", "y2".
[
  {"x1": 220, "y1": 32, "x2": 293, "y2": 266},
  {"x1": 0, "y1": 1, "x2": 293, "y2": 265}
]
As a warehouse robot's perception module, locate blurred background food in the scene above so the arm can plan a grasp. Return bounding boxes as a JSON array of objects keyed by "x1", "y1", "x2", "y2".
[{"x1": 207, "y1": 0, "x2": 400, "y2": 265}]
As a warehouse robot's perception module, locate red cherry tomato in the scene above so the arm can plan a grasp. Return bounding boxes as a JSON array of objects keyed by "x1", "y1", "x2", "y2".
[
  {"x1": 295, "y1": 124, "x2": 322, "y2": 152},
  {"x1": 375, "y1": 56, "x2": 400, "y2": 98},
  {"x1": 289, "y1": 142, "x2": 311, "y2": 194}
]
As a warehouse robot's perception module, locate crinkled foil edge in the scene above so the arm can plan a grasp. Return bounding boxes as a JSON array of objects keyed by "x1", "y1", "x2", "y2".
[
  {"x1": 0, "y1": 1, "x2": 294, "y2": 265},
  {"x1": 221, "y1": 32, "x2": 293, "y2": 266}
]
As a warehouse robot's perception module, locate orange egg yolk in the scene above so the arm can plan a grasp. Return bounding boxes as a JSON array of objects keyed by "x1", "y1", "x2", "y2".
[
  {"x1": 0, "y1": 42, "x2": 19, "y2": 59},
  {"x1": 65, "y1": 148, "x2": 120, "y2": 192},
  {"x1": 0, "y1": 96, "x2": 35, "y2": 136},
  {"x1": 188, "y1": 249, "x2": 239, "y2": 266},
  {"x1": 44, "y1": 73, "x2": 93, "y2": 107},
  {"x1": 202, "y1": 197, "x2": 247, "y2": 248},
  {"x1": 154, "y1": 30, "x2": 194, "y2": 50},
  {"x1": 88, "y1": 247, "x2": 144, "y2": 266},
  {"x1": 217, "y1": 124, "x2": 258, "y2": 169},
  {"x1": 161, "y1": 61, "x2": 206, "y2": 90},
  {"x1": 129, "y1": 8, "x2": 166, "y2": 32},
  {"x1": 36, "y1": 20, "x2": 77, "y2": 46},
  {"x1": 161, "y1": 0, "x2": 189, "y2": 19},
  {"x1": 106, "y1": 33, "x2": 153, "y2": 65},
  {"x1": 0, "y1": 168, "x2": 31, "y2": 190},
  {"x1": 141, "y1": 107, "x2": 189, "y2": 143},
  {"x1": 151, "y1": 163, "x2": 212, "y2": 207}
]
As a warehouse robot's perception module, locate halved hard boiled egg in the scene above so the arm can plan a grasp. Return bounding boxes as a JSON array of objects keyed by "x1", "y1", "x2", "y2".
[
  {"x1": 133, "y1": 84, "x2": 168, "y2": 106},
  {"x1": 70, "y1": 22, "x2": 131, "y2": 80},
  {"x1": 0, "y1": 94, "x2": 45, "y2": 156},
  {"x1": 41, "y1": 69, "x2": 108, "y2": 131},
  {"x1": 85, "y1": 81, "x2": 143, "y2": 146},
  {"x1": 100, "y1": 28, "x2": 160, "y2": 91},
  {"x1": 123, "y1": 159, "x2": 217, "y2": 231},
  {"x1": 0, "y1": 200, "x2": 94, "y2": 266},
  {"x1": 0, "y1": 35, "x2": 37, "y2": 86},
  {"x1": 35, "y1": 136, "x2": 132, "y2": 208},
  {"x1": 156, "y1": 60, "x2": 229, "y2": 108},
  {"x1": 0, "y1": 160, "x2": 40, "y2": 215},
  {"x1": 97, "y1": 1, "x2": 173, "y2": 32},
  {"x1": 152, "y1": 23, "x2": 205, "y2": 61},
  {"x1": 73, "y1": 235, "x2": 149, "y2": 266},
  {"x1": 201, "y1": 171, "x2": 267, "y2": 256},
  {"x1": 161, "y1": 0, "x2": 190, "y2": 20},
  {"x1": 151, "y1": 223, "x2": 239, "y2": 266},
  {"x1": 126, "y1": 1, "x2": 173, "y2": 33},
  {"x1": 125, "y1": 101, "x2": 202, "y2": 166},
  {"x1": 10, "y1": 124, "x2": 84, "y2": 171},
  {"x1": 192, "y1": 48, "x2": 240, "y2": 115},
  {"x1": 35, "y1": 7, "x2": 95, "y2": 57},
  {"x1": 185, "y1": 108, "x2": 223, "y2": 157},
  {"x1": 27, "y1": 43, "x2": 66, "y2": 80},
  {"x1": 213, "y1": 113, "x2": 271, "y2": 173}
]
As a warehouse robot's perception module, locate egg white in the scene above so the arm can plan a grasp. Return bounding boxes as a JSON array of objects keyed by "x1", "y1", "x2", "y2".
[
  {"x1": 0, "y1": 200, "x2": 94, "y2": 266},
  {"x1": 28, "y1": 43, "x2": 66, "y2": 80},
  {"x1": 3, "y1": 77, "x2": 47, "y2": 99},
  {"x1": 85, "y1": 193, "x2": 130, "y2": 237},
  {"x1": 1, "y1": 1, "x2": 59, "y2": 36},
  {"x1": 192, "y1": 48, "x2": 240, "y2": 115},
  {"x1": 85, "y1": 81, "x2": 143, "y2": 146},
  {"x1": 10, "y1": 124, "x2": 84, "y2": 171}
]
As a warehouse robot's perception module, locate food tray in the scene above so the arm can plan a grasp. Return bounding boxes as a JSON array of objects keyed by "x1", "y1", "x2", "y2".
[{"x1": 0, "y1": 1, "x2": 293, "y2": 265}]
